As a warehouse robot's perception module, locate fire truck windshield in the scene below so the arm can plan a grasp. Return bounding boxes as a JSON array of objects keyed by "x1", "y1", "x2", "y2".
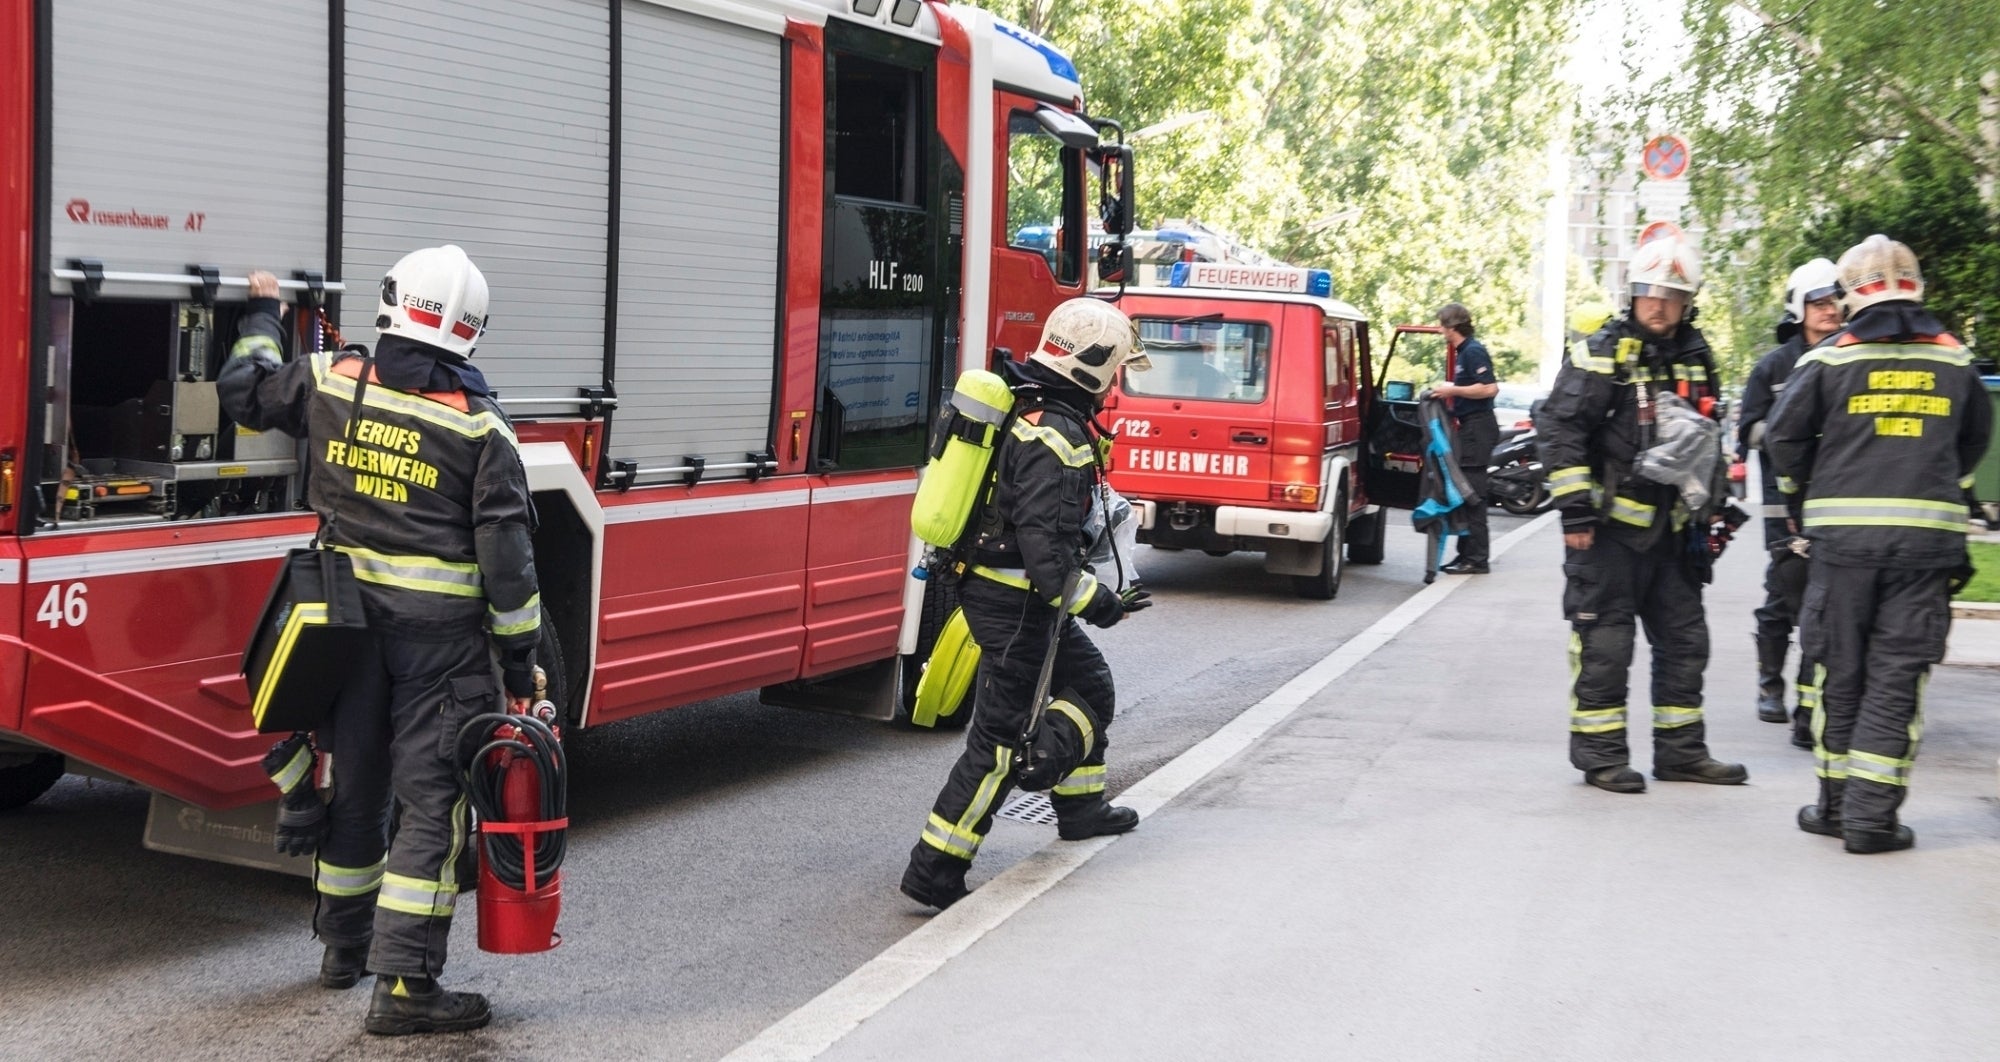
[{"x1": 1126, "y1": 319, "x2": 1271, "y2": 402}]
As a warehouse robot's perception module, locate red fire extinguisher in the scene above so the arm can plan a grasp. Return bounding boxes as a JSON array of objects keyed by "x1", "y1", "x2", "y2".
[{"x1": 458, "y1": 670, "x2": 567, "y2": 954}]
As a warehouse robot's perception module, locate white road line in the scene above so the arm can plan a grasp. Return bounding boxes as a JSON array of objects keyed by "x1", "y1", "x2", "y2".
[{"x1": 720, "y1": 511, "x2": 1561, "y2": 1062}]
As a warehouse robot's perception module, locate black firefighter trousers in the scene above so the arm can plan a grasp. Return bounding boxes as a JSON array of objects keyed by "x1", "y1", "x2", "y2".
[
  {"x1": 1799, "y1": 562, "x2": 1952, "y2": 832},
  {"x1": 1455, "y1": 410, "x2": 1498, "y2": 565},
  {"x1": 313, "y1": 622, "x2": 497, "y2": 979},
  {"x1": 906, "y1": 575, "x2": 1116, "y2": 893},
  {"x1": 1564, "y1": 530, "x2": 1713, "y2": 771}
]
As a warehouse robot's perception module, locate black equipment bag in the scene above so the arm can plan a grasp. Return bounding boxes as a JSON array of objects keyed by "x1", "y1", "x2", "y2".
[
  {"x1": 239, "y1": 345, "x2": 375, "y2": 733},
  {"x1": 242, "y1": 546, "x2": 370, "y2": 733}
]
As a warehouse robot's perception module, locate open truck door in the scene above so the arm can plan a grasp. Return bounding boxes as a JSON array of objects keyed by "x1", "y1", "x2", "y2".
[{"x1": 1359, "y1": 324, "x2": 1455, "y2": 510}]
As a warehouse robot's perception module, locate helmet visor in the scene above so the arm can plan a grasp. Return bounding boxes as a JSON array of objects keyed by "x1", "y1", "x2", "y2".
[
  {"x1": 1800, "y1": 284, "x2": 1840, "y2": 306},
  {"x1": 1629, "y1": 282, "x2": 1691, "y2": 305}
]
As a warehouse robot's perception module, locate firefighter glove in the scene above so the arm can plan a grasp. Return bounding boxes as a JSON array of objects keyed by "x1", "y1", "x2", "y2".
[
  {"x1": 1118, "y1": 586, "x2": 1153, "y2": 614},
  {"x1": 502, "y1": 664, "x2": 539, "y2": 700},
  {"x1": 1949, "y1": 557, "x2": 1977, "y2": 596},
  {"x1": 1081, "y1": 586, "x2": 1127, "y2": 628},
  {"x1": 274, "y1": 780, "x2": 328, "y2": 857}
]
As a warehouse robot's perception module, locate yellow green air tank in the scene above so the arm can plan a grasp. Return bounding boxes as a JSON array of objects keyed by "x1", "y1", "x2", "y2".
[{"x1": 911, "y1": 368, "x2": 1015, "y2": 548}]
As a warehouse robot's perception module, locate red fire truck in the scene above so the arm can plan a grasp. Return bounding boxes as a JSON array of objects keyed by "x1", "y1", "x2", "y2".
[
  {"x1": 0, "y1": 0, "x2": 1133, "y2": 864},
  {"x1": 1107, "y1": 263, "x2": 1446, "y2": 599}
]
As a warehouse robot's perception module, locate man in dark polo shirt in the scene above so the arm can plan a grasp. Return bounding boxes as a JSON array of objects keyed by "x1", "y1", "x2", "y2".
[{"x1": 1432, "y1": 302, "x2": 1499, "y2": 573}]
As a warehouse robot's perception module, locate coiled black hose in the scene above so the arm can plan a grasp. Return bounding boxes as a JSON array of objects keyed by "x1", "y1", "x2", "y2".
[{"x1": 457, "y1": 712, "x2": 567, "y2": 891}]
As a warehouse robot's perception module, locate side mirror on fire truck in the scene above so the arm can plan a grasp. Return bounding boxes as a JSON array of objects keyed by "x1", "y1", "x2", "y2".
[
  {"x1": 1097, "y1": 241, "x2": 1134, "y2": 286},
  {"x1": 1090, "y1": 142, "x2": 1135, "y2": 237}
]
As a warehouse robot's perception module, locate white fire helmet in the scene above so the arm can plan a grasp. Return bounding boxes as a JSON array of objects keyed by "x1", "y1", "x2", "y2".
[
  {"x1": 1627, "y1": 234, "x2": 1702, "y2": 304},
  {"x1": 1783, "y1": 257, "x2": 1841, "y2": 322},
  {"x1": 1835, "y1": 234, "x2": 1924, "y2": 315},
  {"x1": 1028, "y1": 297, "x2": 1151, "y2": 395},
  {"x1": 376, "y1": 245, "x2": 490, "y2": 359}
]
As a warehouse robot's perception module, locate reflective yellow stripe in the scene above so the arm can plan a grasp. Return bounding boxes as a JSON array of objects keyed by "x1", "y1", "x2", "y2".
[
  {"x1": 252, "y1": 603, "x2": 328, "y2": 726},
  {"x1": 1802, "y1": 497, "x2": 1967, "y2": 533},
  {"x1": 1607, "y1": 495, "x2": 1656, "y2": 527},
  {"x1": 312, "y1": 351, "x2": 518, "y2": 445},
  {"x1": 1808, "y1": 662, "x2": 1842, "y2": 777},
  {"x1": 232, "y1": 334, "x2": 282, "y2": 361},
  {"x1": 1009, "y1": 419, "x2": 1095, "y2": 468},
  {"x1": 1570, "y1": 707, "x2": 1627, "y2": 734},
  {"x1": 1065, "y1": 573, "x2": 1100, "y2": 615},
  {"x1": 316, "y1": 857, "x2": 387, "y2": 897},
  {"x1": 1548, "y1": 466, "x2": 1593, "y2": 499},
  {"x1": 1569, "y1": 341, "x2": 1614, "y2": 374},
  {"x1": 377, "y1": 871, "x2": 458, "y2": 917},
  {"x1": 922, "y1": 813, "x2": 982, "y2": 859},
  {"x1": 1776, "y1": 476, "x2": 1800, "y2": 495},
  {"x1": 1960, "y1": 474, "x2": 1977, "y2": 490},
  {"x1": 1652, "y1": 704, "x2": 1702, "y2": 729},
  {"x1": 332, "y1": 545, "x2": 484, "y2": 597},
  {"x1": 489, "y1": 593, "x2": 541, "y2": 636},
  {"x1": 268, "y1": 744, "x2": 312, "y2": 793},
  {"x1": 1672, "y1": 364, "x2": 1709, "y2": 382},
  {"x1": 1053, "y1": 763, "x2": 1106, "y2": 796},
  {"x1": 1797, "y1": 342, "x2": 1971, "y2": 368},
  {"x1": 1847, "y1": 748, "x2": 1913, "y2": 787},
  {"x1": 971, "y1": 565, "x2": 1032, "y2": 590},
  {"x1": 921, "y1": 743, "x2": 1015, "y2": 860},
  {"x1": 1045, "y1": 698, "x2": 1097, "y2": 760},
  {"x1": 1814, "y1": 747, "x2": 1849, "y2": 780},
  {"x1": 441, "y1": 792, "x2": 468, "y2": 893}
]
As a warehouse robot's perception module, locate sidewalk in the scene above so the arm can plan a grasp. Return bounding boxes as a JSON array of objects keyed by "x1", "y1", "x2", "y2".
[{"x1": 802, "y1": 520, "x2": 2000, "y2": 1061}]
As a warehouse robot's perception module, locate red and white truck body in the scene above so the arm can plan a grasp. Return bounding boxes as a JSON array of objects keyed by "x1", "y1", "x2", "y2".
[
  {"x1": 0, "y1": 0, "x2": 1126, "y2": 861},
  {"x1": 1105, "y1": 265, "x2": 1437, "y2": 598}
]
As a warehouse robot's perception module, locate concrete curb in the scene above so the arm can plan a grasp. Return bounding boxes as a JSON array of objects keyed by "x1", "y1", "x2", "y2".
[{"x1": 1952, "y1": 601, "x2": 2000, "y2": 620}]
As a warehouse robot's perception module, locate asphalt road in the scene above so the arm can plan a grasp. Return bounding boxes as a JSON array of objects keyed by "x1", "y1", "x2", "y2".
[{"x1": 0, "y1": 514, "x2": 1507, "y2": 1060}]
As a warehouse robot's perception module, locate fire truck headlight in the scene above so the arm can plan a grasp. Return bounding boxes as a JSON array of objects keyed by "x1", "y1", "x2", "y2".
[
  {"x1": 852, "y1": 0, "x2": 882, "y2": 15},
  {"x1": 889, "y1": 0, "x2": 920, "y2": 25}
]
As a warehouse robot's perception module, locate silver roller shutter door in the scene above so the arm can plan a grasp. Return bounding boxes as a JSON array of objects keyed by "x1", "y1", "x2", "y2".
[
  {"x1": 48, "y1": 0, "x2": 329, "y2": 284},
  {"x1": 341, "y1": 0, "x2": 610, "y2": 399},
  {"x1": 615, "y1": 1, "x2": 783, "y2": 477}
]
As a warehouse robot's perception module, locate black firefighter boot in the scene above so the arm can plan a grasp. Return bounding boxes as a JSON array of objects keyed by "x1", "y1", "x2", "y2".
[
  {"x1": 1653, "y1": 758, "x2": 1749, "y2": 785},
  {"x1": 320, "y1": 943, "x2": 370, "y2": 989},
  {"x1": 1797, "y1": 776, "x2": 1844, "y2": 838},
  {"x1": 364, "y1": 975, "x2": 492, "y2": 1036},
  {"x1": 1056, "y1": 799, "x2": 1140, "y2": 841},
  {"x1": 1754, "y1": 636, "x2": 1791, "y2": 723},
  {"x1": 900, "y1": 842, "x2": 972, "y2": 910}
]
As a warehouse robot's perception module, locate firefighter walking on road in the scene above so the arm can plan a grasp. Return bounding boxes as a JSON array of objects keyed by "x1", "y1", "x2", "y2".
[
  {"x1": 901, "y1": 299, "x2": 1154, "y2": 910},
  {"x1": 220, "y1": 247, "x2": 541, "y2": 1034},
  {"x1": 1767, "y1": 235, "x2": 1992, "y2": 854},
  {"x1": 1737, "y1": 258, "x2": 1843, "y2": 743},
  {"x1": 1537, "y1": 235, "x2": 1748, "y2": 794}
]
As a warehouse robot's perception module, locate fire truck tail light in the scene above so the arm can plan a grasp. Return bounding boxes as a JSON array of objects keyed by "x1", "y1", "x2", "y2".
[
  {"x1": 0, "y1": 450, "x2": 13, "y2": 512},
  {"x1": 1273, "y1": 483, "x2": 1318, "y2": 505}
]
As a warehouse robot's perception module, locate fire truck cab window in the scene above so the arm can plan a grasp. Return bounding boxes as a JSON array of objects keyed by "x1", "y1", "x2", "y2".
[
  {"x1": 35, "y1": 295, "x2": 299, "y2": 528},
  {"x1": 1006, "y1": 111, "x2": 1082, "y2": 284},
  {"x1": 831, "y1": 55, "x2": 925, "y2": 206},
  {"x1": 1127, "y1": 319, "x2": 1271, "y2": 403}
]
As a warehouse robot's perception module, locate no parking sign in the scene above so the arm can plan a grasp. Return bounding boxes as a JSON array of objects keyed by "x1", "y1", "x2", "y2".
[{"x1": 1642, "y1": 135, "x2": 1690, "y2": 181}]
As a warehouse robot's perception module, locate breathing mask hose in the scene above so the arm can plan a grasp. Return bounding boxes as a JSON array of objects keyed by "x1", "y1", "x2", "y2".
[{"x1": 458, "y1": 712, "x2": 568, "y2": 891}]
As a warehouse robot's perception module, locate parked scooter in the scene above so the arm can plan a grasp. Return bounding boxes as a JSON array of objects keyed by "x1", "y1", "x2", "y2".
[{"x1": 1487, "y1": 424, "x2": 1551, "y2": 515}]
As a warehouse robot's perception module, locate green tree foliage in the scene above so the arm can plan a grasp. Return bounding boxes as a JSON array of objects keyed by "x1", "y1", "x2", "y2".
[
  {"x1": 1657, "y1": 0, "x2": 1999, "y2": 360},
  {"x1": 987, "y1": 0, "x2": 1581, "y2": 381}
]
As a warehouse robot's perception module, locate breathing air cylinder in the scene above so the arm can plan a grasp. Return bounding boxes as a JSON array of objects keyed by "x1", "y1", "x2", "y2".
[{"x1": 911, "y1": 369, "x2": 1015, "y2": 548}]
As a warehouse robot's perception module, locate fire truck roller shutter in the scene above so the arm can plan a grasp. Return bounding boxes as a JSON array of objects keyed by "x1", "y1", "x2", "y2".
[
  {"x1": 610, "y1": 2, "x2": 784, "y2": 480},
  {"x1": 48, "y1": 0, "x2": 329, "y2": 284},
  {"x1": 340, "y1": 0, "x2": 611, "y2": 398}
]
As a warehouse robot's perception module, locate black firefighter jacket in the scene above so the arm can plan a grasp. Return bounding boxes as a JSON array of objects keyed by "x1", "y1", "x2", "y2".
[
  {"x1": 1537, "y1": 315, "x2": 1722, "y2": 546},
  {"x1": 1736, "y1": 332, "x2": 1808, "y2": 544},
  {"x1": 218, "y1": 304, "x2": 541, "y2": 658},
  {"x1": 967, "y1": 370, "x2": 1116, "y2": 619},
  {"x1": 1765, "y1": 306, "x2": 1991, "y2": 571}
]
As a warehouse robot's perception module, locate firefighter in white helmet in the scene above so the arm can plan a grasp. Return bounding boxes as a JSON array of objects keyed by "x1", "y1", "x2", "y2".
[
  {"x1": 1536, "y1": 234, "x2": 1749, "y2": 793},
  {"x1": 219, "y1": 246, "x2": 539, "y2": 1033},
  {"x1": 901, "y1": 297, "x2": 1154, "y2": 909},
  {"x1": 1767, "y1": 235, "x2": 1991, "y2": 853},
  {"x1": 1735, "y1": 257, "x2": 1841, "y2": 743}
]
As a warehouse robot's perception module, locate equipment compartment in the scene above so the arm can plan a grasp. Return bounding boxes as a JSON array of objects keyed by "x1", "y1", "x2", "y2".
[{"x1": 38, "y1": 295, "x2": 301, "y2": 527}]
